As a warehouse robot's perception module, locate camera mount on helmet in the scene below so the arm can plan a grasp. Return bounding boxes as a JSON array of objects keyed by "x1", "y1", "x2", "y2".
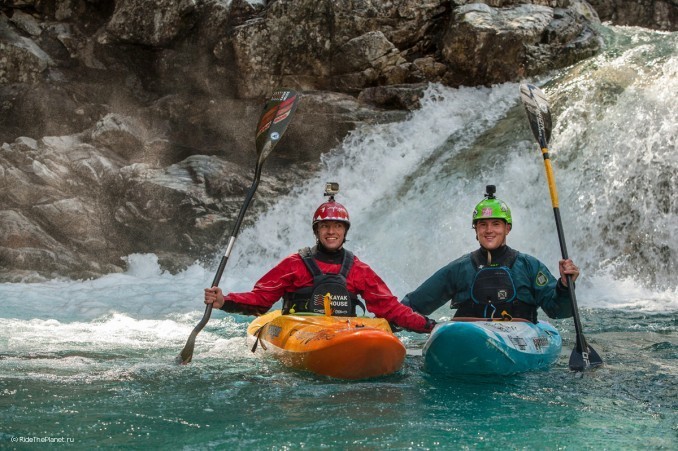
[
  {"x1": 472, "y1": 184, "x2": 512, "y2": 226},
  {"x1": 324, "y1": 182, "x2": 339, "y2": 201},
  {"x1": 312, "y1": 182, "x2": 350, "y2": 230}
]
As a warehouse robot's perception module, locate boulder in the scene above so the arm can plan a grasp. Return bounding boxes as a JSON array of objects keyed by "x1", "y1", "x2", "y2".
[{"x1": 0, "y1": 0, "x2": 663, "y2": 280}]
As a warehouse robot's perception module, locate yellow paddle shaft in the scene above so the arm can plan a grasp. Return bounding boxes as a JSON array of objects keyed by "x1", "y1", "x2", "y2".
[{"x1": 542, "y1": 146, "x2": 560, "y2": 208}]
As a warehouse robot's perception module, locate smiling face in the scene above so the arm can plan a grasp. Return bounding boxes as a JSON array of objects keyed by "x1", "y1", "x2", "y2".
[
  {"x1": 315, "y1": 220, "x2": 346, "y2": 251},
  {"x1": 474, "y1": 219, "x2": 511, "y2": 250}
]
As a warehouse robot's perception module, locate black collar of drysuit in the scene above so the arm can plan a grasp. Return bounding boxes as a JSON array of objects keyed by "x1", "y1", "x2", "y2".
[
  {"x1": 476, "y1": 245, "x2": 513, "y2": 266},
  {"x1": 312, "y1": 244, "x2": 345, "y2": 264}
]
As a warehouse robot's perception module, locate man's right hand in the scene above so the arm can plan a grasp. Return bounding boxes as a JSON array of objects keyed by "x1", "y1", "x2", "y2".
[{"x1": 204, "y1": 286, "x2": 225, "y2": 309}]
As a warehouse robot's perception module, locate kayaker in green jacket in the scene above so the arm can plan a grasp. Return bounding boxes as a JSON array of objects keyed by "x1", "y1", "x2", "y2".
[{"x1": 401, "y1": 185, "x2": 580, "y2": 323}]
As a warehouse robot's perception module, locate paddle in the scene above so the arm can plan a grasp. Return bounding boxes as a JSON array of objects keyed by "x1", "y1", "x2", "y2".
[
  {"x1": 177, "y1": 88, "x2": 300, "y2": 364},
  {"x1": 519, "y1": 83, "x2": 603, "y2": 372}
]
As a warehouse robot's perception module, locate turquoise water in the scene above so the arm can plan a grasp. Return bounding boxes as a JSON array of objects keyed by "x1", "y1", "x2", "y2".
[
  {"x1": 1, "y1": 309, "x2": 675, "y2": 449},
  {"x1": 1, "y1": 25, "x2": 677, "y2": 449}
]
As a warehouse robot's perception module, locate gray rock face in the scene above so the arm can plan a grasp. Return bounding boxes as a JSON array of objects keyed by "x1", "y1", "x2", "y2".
[
  {"x1": 587, "y1": 0, "x2": 676, "y2": 31},
  {"x1": 441, "y1": 3, "x2": 601, "y2": 85},
  {"x1": 0, "y1": 0, "x2": 667, "y2": 280}
]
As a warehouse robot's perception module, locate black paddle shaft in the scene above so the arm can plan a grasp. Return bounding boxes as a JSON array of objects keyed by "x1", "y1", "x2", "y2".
[
  {"x1": 177, "y1": 165, "x2": 263, "y2": 364},
  {"x1": 552, "y1": 208, "x2": 584, "y2": 346}
]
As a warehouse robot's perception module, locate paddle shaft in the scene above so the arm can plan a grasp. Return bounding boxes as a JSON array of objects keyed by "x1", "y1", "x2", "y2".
[
  {"x1": 177, "y1": 162, "x2": 263, "y2": 364},
  {"x1": 539, "y1": 147, "x2": 590, "y2": 361},
  {"x1": 177, "y1": 88, "x2": 300, "y2": 364},
  {"x1": 519, "y1": 83, "x2": 601, "y2": 371}
]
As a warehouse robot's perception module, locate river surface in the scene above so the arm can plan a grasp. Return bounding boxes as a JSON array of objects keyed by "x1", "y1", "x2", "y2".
[{"x1": 1, "y1": 25, "x2": 677, "y2": 449}]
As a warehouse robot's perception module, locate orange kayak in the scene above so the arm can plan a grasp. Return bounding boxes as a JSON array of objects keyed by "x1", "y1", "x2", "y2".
[{"x1": 246, "y1": 310, "x2": 406, "y2": 380}]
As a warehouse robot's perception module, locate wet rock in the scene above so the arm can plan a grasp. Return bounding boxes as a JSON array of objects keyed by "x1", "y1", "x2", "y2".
[
  {"x1": 441, "y1": 3, "x2": 601, "y2": 85},
  {"x1": 0, "y1": 0, "x2": 663, "y2": 280},
  {"x1": 587, "y1": 0, "x2": 676, "y2": 31}
]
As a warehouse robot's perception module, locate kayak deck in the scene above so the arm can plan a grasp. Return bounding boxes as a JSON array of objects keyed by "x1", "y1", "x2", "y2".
[
  {"x1": 423, "y1": 318, "x2": 562, "y2": 375},
  {"x1": 247, "y1": 310, "x2": 406, "y2": 380}
]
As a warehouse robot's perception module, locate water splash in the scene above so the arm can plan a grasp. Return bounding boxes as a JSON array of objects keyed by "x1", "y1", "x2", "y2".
[
  {"x1": 0, "y1": 27, "x2": 676, "y2": 449},
  {"x1": 0, "y1": 28, "x2": 675, "y2": 333},
  {"x1": 221, "y1": 58, "x2": 677, "y2": 310},
  {"x1": 551, "y1": 26, "x2": 677, "y2": 290}
]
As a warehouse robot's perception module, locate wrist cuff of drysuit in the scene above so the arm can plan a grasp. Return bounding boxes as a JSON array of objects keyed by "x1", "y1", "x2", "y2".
[
  {"x1": 556, "y1": 278, "x2": 574, "y2": 292},
  {"x1": 220, "y1": 300, "x2": 268, "y2": 316},
  {"x1": 391, "y1": 317, "x2": 436, "y2": 334}
]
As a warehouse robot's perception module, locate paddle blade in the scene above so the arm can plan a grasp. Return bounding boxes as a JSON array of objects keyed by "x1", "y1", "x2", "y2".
[
  {"x1": 519, "y1": 83, "x2": 552, "y2": 148},
  {"x1": 176, "y1": 304, "x2": 213, "y2": 365},
  {"x1": 569, "y1": 344, "x2": 604, "y2": 372},
  {"x1": 255, "y1": 88, "x2": 300, "y2": 164},
  {"x1": 177, "y1": 336, "x2": 196, "y2": 365}
]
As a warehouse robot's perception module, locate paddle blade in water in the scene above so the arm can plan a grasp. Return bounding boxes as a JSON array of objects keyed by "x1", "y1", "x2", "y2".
[
  {"x1": 569, "y1": 344, "x2": 604, "y2": 371},
  {"x1": 177, "y1": 308, "x2": 212, "y2": 365},
  {"x1": 255, "y1": 88, "x2": 300, "y2": 164},
  {"x1": 177, "y1": 339, "x2": 194, "y2": 365}
]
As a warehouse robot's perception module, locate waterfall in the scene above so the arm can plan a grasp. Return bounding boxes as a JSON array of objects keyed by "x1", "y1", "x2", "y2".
[
  {"x1": 222, "y1": 26, "x2": 677, "y2": 312},
  {"x1": 1, "y1": 26, "x2": 673, "y2": 315}
]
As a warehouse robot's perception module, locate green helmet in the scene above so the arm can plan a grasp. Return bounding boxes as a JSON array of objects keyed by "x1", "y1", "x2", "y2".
[{"x1": 472, "y1": 185, "x2": 512, "y2": 226}]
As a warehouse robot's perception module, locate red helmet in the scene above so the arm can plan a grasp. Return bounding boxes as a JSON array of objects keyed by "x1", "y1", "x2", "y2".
[{"x1": 312, "y1": 200, "x2": 350, "y2": 229}]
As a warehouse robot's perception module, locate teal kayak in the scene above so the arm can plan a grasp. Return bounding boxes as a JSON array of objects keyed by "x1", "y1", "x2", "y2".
[{"x1": 422, "y1": 318, "x2": 562, "y2": 375}]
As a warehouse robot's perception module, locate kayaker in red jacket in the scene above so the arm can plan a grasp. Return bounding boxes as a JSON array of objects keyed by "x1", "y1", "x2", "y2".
[{"x1": 204, "y1": 184, "x2": 435, "y2": 333}]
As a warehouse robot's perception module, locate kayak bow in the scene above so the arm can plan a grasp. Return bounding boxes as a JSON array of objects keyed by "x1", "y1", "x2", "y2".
[
  {"x1": 247, "y1": 310, "x2": 406, "y2": 380},
  {"x1": 423, "y1": 318, "x2": 562, "y2": 375}
]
